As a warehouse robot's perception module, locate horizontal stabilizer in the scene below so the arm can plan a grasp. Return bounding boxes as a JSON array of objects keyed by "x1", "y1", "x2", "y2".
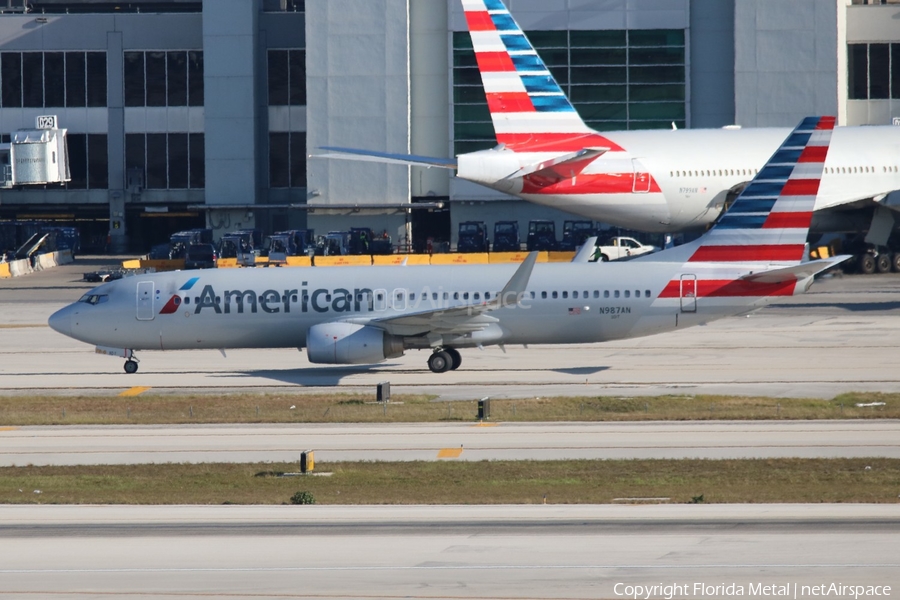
[
  {"x1": 571, "y1": 237, "x2": 598, "y2": 263},
  {"x1": 740, "y1": 256, "x2": 851, "y2": 284},
  {"x1": 503, "y1": 148, "x2": 608, "y2": 181},
  {"x1": 315, "y1": 147, "x2": 457, "y2": 169}
]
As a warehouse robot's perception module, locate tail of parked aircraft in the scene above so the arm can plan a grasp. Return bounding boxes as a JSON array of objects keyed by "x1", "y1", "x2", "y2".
[{"x1": 461, "y1": 0, "x2": 596, "y2": 151}]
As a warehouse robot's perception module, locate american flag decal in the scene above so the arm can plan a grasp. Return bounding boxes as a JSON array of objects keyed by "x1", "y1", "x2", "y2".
[{"x1": 568, "y1": 307, "x2": 581, "y2": 315}]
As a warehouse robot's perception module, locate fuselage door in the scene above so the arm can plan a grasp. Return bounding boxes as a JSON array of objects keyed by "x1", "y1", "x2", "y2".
[
  {"x1": 680, "y1": 274, "x2": 697, "y2": 313},
  {"x1": 136, "y1": 281, "x2": 155, "y2": 321},
  {"x1": 632, "y1": 158, "x2": 651, "y2": 194}
]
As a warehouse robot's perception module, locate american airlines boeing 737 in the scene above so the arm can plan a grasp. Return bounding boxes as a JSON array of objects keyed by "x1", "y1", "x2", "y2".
[
  {"x1": 50, "y1": 117, "x2": 846, "y2": 374},
  {"x1": 319, "y1": 0, "x2": 900, "y2": 235}
]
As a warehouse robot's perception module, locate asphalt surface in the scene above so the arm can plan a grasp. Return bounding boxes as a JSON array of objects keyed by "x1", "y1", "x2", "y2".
[
  {"x1": 3, "y1": 420, "x2": 900, "y2": 466},
  {"x1": 1, "y1": 505, "x2": 898, "y2": 600},
  {"x1": 4, "y1": 257, "x2": 900, "y2": 399},
  {"x1": 3, "y1": 259, "x2": 900, "y2": 600}
]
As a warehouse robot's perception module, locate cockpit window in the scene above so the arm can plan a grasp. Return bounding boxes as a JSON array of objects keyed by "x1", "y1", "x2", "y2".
[{"x1": 78, "y1": 294, "x2": 109, "y2": 305}]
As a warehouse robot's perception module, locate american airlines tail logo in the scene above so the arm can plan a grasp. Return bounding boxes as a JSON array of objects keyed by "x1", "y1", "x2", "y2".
[{"x1": 159, "y1": 277, "x2": 200, "y2": 315}]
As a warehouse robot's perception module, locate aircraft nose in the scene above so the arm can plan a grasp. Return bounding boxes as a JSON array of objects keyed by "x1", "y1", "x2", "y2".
[{"x1": 48, "y1": 306, "x2": 73, "y2": 337}]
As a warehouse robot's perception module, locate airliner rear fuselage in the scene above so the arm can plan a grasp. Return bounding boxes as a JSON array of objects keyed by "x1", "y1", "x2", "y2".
[{"x1": 458, "y1": 126, "x2": 900, "y2": 232}]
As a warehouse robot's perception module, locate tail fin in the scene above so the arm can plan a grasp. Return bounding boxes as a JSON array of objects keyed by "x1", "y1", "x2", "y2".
[
  {"x1": 462, "y1": 0, "x2": 606, "y2": 151},
  {"x1": 686, "y1": 116, "x2": 835, "y2": 265}
]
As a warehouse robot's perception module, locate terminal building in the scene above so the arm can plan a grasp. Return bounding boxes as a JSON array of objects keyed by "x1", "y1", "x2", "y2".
[{"x1": 0, "y1": 0, "x2": 896, "y2": 253}]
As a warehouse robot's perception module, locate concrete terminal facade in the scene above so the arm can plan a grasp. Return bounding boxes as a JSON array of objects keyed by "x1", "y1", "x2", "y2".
[{"x1": 0, "y1": 0, "x2": 894, "y2": 252}]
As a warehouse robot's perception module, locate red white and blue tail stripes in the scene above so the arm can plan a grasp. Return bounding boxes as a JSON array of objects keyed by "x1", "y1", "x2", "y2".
[
  {"x1": 461, "y1": 0, "x2": 621, "y2": 152},
  {"x1": 688, "y1": 116, "x2": 835, "y2": 265},
  {"x1": 653, "y1": 116, "x2": 836, "y2": 302}
]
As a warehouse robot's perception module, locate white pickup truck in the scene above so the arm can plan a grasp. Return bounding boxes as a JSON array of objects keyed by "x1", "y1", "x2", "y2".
[{"x1": 593, "y1": 236, "x2": 658, "y2": 261}]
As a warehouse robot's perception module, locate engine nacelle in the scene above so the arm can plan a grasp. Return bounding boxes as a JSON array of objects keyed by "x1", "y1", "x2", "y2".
[{"x1": 306, "y1": 322, "x2": 404, "y2": 365}]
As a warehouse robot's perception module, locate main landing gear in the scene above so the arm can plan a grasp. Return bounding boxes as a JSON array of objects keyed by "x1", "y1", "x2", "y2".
[
  {"x1": 124, "y1": 354, "x2": 140, "y2": 374},
  {"x1": 428, "y1": 347, "x2": 462, "y2": 373}
]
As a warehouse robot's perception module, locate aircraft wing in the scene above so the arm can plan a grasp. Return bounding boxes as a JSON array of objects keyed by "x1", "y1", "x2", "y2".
[
  {"x1": 314, "y1": 147, "x2": 458, "y2": 169},
  {"x1": 740, "y1": 256, "x2": 851, "y2": 284},
  {"x1": 356, "y1": 252, "x2": 539, "y2": 337}
]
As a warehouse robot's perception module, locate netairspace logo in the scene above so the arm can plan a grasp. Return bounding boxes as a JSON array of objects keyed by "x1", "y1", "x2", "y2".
[{"x1": 613, "y1": 582, "x2": 892, "y2": 599}]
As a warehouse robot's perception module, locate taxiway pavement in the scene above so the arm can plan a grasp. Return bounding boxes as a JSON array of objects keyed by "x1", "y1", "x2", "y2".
[
  {"x1": 3, "y1": 258, "x2": 900, "y2": 399},
  {"x1": 1, "y1": 504, "x2": 898, "y2": 600},
  {"x1": 3, "y1": 420, "x2": 900, "y2": 466}
]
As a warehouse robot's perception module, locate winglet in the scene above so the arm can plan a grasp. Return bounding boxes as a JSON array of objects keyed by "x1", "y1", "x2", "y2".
[
  {"x1": 571, "y1": 237, "x2": 599, "y2": 263},
  {"x1": 496, "y1": 251, "x2": 538, "y2": 308}
]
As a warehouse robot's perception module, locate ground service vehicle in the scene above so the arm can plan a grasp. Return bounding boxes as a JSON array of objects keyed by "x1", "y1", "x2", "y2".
[
  {"x1": 457, "y1": 221, "x2": 489, "y2": 253},
  {"x1": 169, "y1": 229, "x2": 213, "y2": 259},
  {"x1": 593, "y1": 236, "x2": 657, "y2": 261},
  {"x1": 526, "y1": 220, "x2": 558, "y2": 251},
  {"x1": 267, "y1": 229, "x2": 315, "y2": 262},
  {"x1": 184, "y1": 243, "x2": 218, "y2": 269},
  {"x1": 218, "y1": 230, "x2": 260, "y2": 265},
  {"x1": 559, "y1": 221, "x2": 596, "y2": 251},
  {"x1": 493, "y1": 221, "x2": 520, "y2": 252},
  {"x1": 320, "y1": 231, "x2": 351, "y2": 256}
]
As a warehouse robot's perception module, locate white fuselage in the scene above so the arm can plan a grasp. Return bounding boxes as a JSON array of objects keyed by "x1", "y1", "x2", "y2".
[
  {"x1": 49, "y1": 259, "x2": 803, "y2": 357},
  {"x1": 457, "y1": 126, "x2": 900, "y2": 232}
]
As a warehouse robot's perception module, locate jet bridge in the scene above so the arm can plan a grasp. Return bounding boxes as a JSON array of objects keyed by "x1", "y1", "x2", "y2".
[{"x1": 0, "y1": 115, "x2": 70, "y2": 188}]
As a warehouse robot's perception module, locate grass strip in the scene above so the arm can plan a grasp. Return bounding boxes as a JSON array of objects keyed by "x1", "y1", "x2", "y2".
[
  {"x1": 0, "y1": 392, "x2": 898, "y2": 425},
  {"x1": 1, "y1": 459, "x2": 899, "y2": 505}
]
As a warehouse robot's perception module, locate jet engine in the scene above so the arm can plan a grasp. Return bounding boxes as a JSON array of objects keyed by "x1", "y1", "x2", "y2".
[{"x1": 306, "y1": 322, "x2": 405, "y2": 364}]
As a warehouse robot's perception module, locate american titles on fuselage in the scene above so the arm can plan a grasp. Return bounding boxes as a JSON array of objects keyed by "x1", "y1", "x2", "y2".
[{"x1": 174, "y1": 283, "x2": 535, "y2": 316}]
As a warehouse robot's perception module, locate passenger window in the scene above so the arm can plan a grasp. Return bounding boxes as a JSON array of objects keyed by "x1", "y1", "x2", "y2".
[
  {"x1": 453, "y1": 292, "x2": 459, "y2": 300},
  {"x1": 573, "y1": 291, "x2": 579, "y2": 299},
  {"x1": 593, "y1": 291, "x2": 599, "y2": 298},
  {"x1": 541, "y1": 291, "x2": 547, "y2": 299},
  {"x1": 645, "y1": 290, "x2": 651, "y2": 298},
  {"x1": 562, "y1": 291, "x2": 568, "y2": 299},
  {"x1": 635, "y1": 290, "x2": 640, "y2": 297},
  {"x1": 614, "y1": 290, "x2": 620, "y2": 298},
  {"x1": 432, "y1": 293, "x2": 438, "y2": 301},
  {"x1": 552, "y1": 291, "x2": 558, "y2": 299},
  {"x1": 463, "y1": 292, "x2": 469, "y2": 300},
  {"x1": 184, "y1": 297, "x2": 190, "y2": 305},
  {"x1": 604, "y1": 290, "x2": 609, "y2": 298},
  {"x1": 530, "y1": 292, "x2": 535, "y2": 299},
  {"x1": 625, "y1": 290, "x2": 630, "y2": 298},
  {"x1": 409, "y1": 293, "x2": 416, "y2": 301},
  {"x1": 474, "y1": 292, "x2": 480, "y2": 300}
]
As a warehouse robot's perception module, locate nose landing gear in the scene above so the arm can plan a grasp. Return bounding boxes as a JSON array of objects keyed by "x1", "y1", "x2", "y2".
[{"x1": 428, "y1": 347, "x2": 461, "y2": 373}]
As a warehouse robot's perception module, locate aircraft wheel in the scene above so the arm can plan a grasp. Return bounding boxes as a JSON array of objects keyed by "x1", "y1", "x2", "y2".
[
  {"x1": 445, "y1": 347, "x2": 462, "y2": 370},
  {"x1": 875, "y1": 253, "x2": 892, "y2": 274},
  {"x1": 600, "y1": 254, "x2": 610, "y2": 262},
  {"x1": 124, "y1": 360, "x2": 139, "y2": 374},
  {"x1": 892, "y1": 253, "x2": 900, "y2": 273},
  {"x1": 858, "y1": 253, "x2": 876, "y2": 275},
  {"x1": 428, "y1": 351, "x2": 452, "y2": 374}
]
